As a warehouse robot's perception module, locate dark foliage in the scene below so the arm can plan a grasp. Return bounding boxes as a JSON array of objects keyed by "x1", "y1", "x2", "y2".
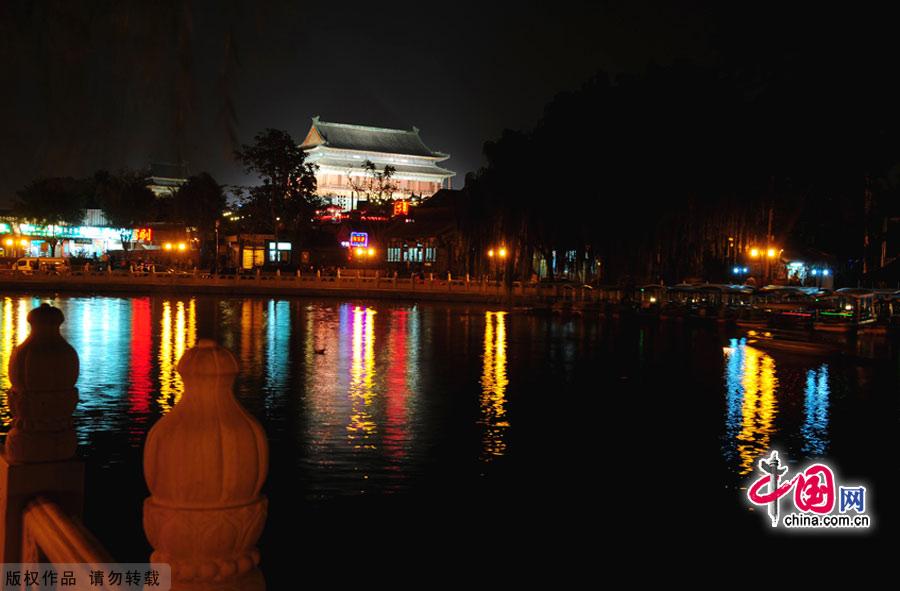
[
  {"x1": 234, "y1": 128, "x2": 320, "y2": 239},
  {"x1": 465, "y1": 62, "x2": 900, "y2": 285},
  {"x1": 14, "y1": 177, "x2": 88, "y2": 226}
]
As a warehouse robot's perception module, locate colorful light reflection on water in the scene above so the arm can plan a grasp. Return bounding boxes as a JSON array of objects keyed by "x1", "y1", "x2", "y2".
[
  {"x1": 0, "y1": 297, "x2": 856, "y2": 500},
  {"x1": 722, "y1": 338, "x2": 833, "y2": 475}
]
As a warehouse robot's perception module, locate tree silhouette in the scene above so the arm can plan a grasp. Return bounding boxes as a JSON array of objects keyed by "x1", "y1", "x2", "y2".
[
  {"x1": 234, "y1": 129, "x2": 319, "y2": 240},
  {"x1": 348, "y1": 160, "x2": 398, "y2": 205},
  {"x1": 172, "y1": 173, "x2": 226, "y2": 236},
  {"x1": 15, "y1": 177, "x2": 88, "y2": 227}
]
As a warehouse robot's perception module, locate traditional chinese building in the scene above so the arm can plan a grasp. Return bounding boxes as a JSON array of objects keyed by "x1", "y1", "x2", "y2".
[
  {"x1": 300, "y1": 117, "x2": 455, "y2": 211},
  {"x1": 146, "y1": 162, "x2": 189, "y2": 198}
]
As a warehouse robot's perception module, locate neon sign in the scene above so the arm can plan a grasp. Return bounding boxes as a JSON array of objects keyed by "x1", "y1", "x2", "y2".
[
  {"x1": 393, "y1": 200, "x2": 409, "y2": 216},
  {"x1": 15, "y1": 223, "x2": 134, "y2": 241},
  {"x1": 350, "y1": 232, "x2": 368, "y2": 248},
  {"x1": 135, "y1": 228, "x2": 153, "y2": 242}
]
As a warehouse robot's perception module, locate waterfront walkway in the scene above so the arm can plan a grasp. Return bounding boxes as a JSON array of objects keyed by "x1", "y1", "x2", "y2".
[{"x1": 0, "y1": 270, "x2": 594, "y2": 305}]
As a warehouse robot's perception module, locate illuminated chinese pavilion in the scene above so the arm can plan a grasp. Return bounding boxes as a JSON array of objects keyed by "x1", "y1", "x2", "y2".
[{"x1": 300, "y1": 117, "x2": 455, "y2": 211}]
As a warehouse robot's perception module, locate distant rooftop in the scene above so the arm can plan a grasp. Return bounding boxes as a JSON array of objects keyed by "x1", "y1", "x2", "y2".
[
  {"x1": 301, "y1": 117, "x2": 448, "y2": 159},
  {"x1": 148, "y1": 162, "x2": 189, "y2": 180}
]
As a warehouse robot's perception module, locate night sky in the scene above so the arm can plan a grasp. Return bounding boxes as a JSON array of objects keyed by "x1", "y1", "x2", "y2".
[
  {"x1": 0, "y1": 1, "x2": 714, "y2": 201},
  {"x1": 0, "y1": 2, "x2": 891, "y2": 202}
]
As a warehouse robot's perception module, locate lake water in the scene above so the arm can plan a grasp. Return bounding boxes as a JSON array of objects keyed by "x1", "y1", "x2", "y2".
[{"x1": 0, "y1": 294, "x2": 896, "y2": 575}]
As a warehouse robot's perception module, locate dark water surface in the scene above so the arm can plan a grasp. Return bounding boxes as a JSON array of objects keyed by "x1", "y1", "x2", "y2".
[{"x1": 0, "y1": 294, "x2": 896, "y2": 575}]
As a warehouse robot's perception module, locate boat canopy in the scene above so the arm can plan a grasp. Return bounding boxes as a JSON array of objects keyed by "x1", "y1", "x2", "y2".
[{"x1": 835, "y1": 287, "x2": 875, "y2": 299}]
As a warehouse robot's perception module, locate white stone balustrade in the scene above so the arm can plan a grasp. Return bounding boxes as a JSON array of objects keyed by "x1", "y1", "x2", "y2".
[
  {"x1": 143, "y1": 339, "x2": 269, "y2": 590},
  {"x1": 0, "y1": 303, "x2": 85, "y2": 562}
]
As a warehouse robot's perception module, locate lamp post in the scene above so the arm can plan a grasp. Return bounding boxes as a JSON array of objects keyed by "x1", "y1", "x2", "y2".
[
  {"x1": 487, "y1": 245, "x2": 508, "y2": 282},
  {"x1": 214, "y1": 219, "x2": 220, "y2": 273}
]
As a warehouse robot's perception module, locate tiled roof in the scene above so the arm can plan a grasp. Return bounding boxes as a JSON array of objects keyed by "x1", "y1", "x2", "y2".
[
  {"x1": 302, "y1": 117, "x2": 447, "y2": 158},
  {"x1": 311, "y1": 156, "x2": 455, "y2": 178}
]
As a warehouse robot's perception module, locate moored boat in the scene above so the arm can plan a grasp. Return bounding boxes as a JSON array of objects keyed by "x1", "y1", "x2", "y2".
[{"x1": 813, "y1": 288, "x2": 876, "y2": 333}]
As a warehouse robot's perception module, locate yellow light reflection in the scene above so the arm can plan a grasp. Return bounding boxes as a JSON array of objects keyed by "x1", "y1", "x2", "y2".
[
  {"x1": 480, "y1": 311, "x2": 509, "y2": 459},
  {"x1": 733, "y1": 345, "x2": 778, "y2": 475},
  {"x1": 0, "y1": 297, "x2": 15, "y2": 426},
  {"x1": 239, "y1": 299, "x2": 265, "y2": 371},
  {"x1": 347, "y1": 306, "x2": 377, "y2": 447},
  {"x1": 16, "y1": 299, "x2": 29, "y2": 345},
  {"x1": 157, "y1": 299, "x2": 196, "y2": 413}
]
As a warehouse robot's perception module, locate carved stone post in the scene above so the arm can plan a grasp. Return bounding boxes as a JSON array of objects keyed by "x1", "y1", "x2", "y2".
[
  {"x1": 0, "y1": 303, "x2": 84, "y2": 562},
  {"x1": 143, "y1": 339, "x2": 268, "y2": 590}
]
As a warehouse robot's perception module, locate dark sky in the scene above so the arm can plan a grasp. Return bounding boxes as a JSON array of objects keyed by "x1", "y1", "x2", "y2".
[
  {"x1": 11, "y1": 2, "x2": 891, "y2": 204},
  {"x1": 0, "y1": 1, "x2": 723, "y2": 202}
]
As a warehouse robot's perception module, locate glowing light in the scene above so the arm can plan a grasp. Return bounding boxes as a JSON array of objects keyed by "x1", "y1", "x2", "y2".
[
  {"x1": 393, "y1": 200, "x2": 409, "y2": 216},
  {"x1": 0, "y1": 297, "x2": 15, "y2": 427},
  {"x1": 487, "y1": 249, "x2": 494, "y2": 258},
  {"x1": 480, "y1": 311, "x2": 509, "y2": 460},
  {"x1": 733, "y1": 267, "x2": 740, "y2": 274},
  {"x1": 163, "y1": 242, "x2": 173, "y2": 251},
  {"x1": 367, "y1": 247, "x2": 375, "y2": 256},
  {"x1": 801, "y1": 365, "x2": 830, "y2": 455},
  {"x1": 649, "y1": 296, "x2": 657, "y2": 303},
  {"x1": 844, "y1": 304, "x2": 853, "y2": 311},
  {"x1": 355, "y1": 247, "x2": 364, "y2": 256},
  {"x1": 811, "y1": 269, "x2": 818, "y2": 276},
  {"x1": 750, "y1": 248, "x2": 759, "y2": 258},
  {"x1": 265, "y1": 300, "x2": 290, "y2": 412},
  {"x1": 348, "y1": 306, "x2": 377, "y2": 446},
  {"x1": 767, "y1": 248, "x2": 777, "y2": 259},
  {"x1": 498, "y1": 247, "x2": 507, "y2": 258},
  {"x1": 349, "y1": 232, "x2": 369, "y2": 248},
  {"x1": 822, "y1": 269, "x2": 830, "y2": 276},
  {"x1": 16, "y1": 224, "x2": 134, "y2": 241},
  {"x1": 3, "y1": 238, "x2": 12, "y2": 247},
  {"x1": 127, "y1": 298, "x2": 153, "y2": 445},
  {"x1": 17, "y1": 299, "x2": 29, "y2": 345},
  {"x1": 177, "y1": 242, "x2": 187, "y2": 251},
  {"x1": 157, "y1": 299, "x2": 195, "y2": 413},
  {"x1": 722, "y1": 339, "x2": 779, "y2": 474}
]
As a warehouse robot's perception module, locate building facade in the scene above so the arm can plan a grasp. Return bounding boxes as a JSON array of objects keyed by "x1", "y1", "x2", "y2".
[
  {"x1": 300, "y1": 117, "x2": 455, "y2": 211},
  {"x1": 147, "y1": 162, "x2": 189, "y2": 198}
]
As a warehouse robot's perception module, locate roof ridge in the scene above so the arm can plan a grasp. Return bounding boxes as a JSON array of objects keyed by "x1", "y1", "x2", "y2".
[{"x1": 314, "y1": 119, "x2": 418, "y2": 135}]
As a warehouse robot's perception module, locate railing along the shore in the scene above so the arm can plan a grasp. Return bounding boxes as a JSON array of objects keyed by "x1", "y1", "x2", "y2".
[
  {"x1": 0, "y1": 303, "x2": 269, "y2": 590},
  {"x1": 0, "y1": 269, "x2": 608, "y2": 307}
]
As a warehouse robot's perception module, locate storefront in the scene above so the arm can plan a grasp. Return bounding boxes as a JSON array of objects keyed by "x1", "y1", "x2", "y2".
[
  {"x1": 0, "y1": 222, "x2": 134, "y2": 259},
  {"x1": 224, "y1": 234, "x2": 293, "y2": 270}
]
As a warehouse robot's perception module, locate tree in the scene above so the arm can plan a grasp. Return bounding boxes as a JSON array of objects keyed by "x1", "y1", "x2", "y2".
[
  {"x1": 91, "y1": 170, "x2": 157, "y2": 251},
  {"x1": 171, "y1": 173, "x2": 227, "y2": 267},
  {"x1": 15, "y1": 177, "x2": 88, "y2": 226},
  {"x1": 348, "y1": 160, "x2": 398, "y2": 205},
  {"x1": 172, "y1": 173, "x2": 226, "y2": 235},
  {"x1": 14, "y1": 177, "x2": 89, "y2": 256},
  {"x1": 93, "y1": 170, "x2": 157, "y2": 227},
  {"x1": 234, "y1": 128, "x2": 319, "y2": 239}
]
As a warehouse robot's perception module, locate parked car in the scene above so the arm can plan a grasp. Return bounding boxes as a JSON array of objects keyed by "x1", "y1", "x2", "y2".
[{"x1": 15, "y1": 257, "x2": 69, "y2": 274}]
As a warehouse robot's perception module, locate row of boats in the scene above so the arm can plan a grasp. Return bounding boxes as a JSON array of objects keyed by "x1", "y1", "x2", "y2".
[{"x1": 575, "y1": 284, "x2": 900, "y2": 334}]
